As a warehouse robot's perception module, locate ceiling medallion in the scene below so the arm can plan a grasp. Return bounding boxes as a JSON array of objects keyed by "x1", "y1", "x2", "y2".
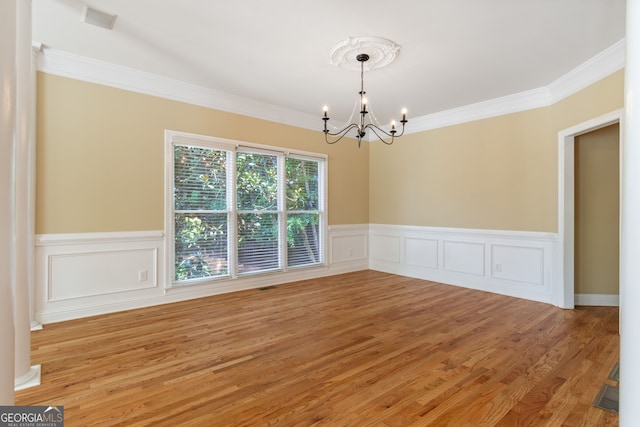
[
  {"x1": 330, "y1": 36, "x2": 400, "y2": 71},
  {"x1": 322, "y1": 36, "x2": 407, "y2": 147}
]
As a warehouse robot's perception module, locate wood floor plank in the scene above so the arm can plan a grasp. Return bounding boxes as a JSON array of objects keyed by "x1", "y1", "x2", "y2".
[{"x1": 15, "y1": 271, "x2": 619, "y2": 426}]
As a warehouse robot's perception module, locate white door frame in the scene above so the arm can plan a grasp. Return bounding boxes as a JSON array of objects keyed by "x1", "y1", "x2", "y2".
[{"x1": 557, "y1": 108, "x2": 624, "y2": 308}]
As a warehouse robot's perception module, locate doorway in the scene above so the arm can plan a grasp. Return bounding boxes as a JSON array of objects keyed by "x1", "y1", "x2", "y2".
[
  {"x1": 574, "y1": 124, "x2": 620, "y2": 305},
  {"x1": 557, "y1": 109, "x2": 623, "y2": 309}
]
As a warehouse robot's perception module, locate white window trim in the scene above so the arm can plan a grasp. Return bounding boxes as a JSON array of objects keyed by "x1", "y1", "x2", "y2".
[{"x1": 164, "y1": 130, "x2": 328, "y2": 289}]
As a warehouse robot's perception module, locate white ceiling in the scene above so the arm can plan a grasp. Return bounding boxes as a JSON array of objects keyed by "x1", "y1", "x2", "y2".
[{"x1": 32, "y1": 0, "x2": 626, "y2": 128}]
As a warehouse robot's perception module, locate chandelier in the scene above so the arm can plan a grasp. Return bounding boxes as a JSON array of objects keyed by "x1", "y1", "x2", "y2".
[{"x1": 322, "y1": 37, "x2": 408, "y2": 147}]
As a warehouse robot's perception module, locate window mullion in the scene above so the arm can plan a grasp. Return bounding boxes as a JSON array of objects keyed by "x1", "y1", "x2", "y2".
[
  {"x1": 278, "y1": 154, "x2": 287, "y2": 271},
  {"x1": 167, "y1": 142, "x2": 177, "y2": 287},
  {"x1": 228, "y1": 149, "x2": 238, "y2": 278},
  {"x1": 319, "y1": 157, "x2": 327, "y2": 266}
]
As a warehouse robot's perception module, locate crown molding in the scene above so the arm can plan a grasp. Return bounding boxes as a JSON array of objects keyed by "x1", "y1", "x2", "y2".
[
  {"x1": 407, "y1": 38, "x2": 626, "y2": 134},
  {"x1": 547, "y1": 38, "x2": 626, "y2": 103},
  {"x1": 35, "y1": 39, "x2": 625, "y2": 135},
  {"x1": 408, "y1": 86, "x2": 553, "y2": 133},
  {"x1": 35, "y1": 47, "x2": 320, "y2": 132}
]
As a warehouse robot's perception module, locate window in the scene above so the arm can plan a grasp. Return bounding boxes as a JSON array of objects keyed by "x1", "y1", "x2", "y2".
[
  {"x1": 173, "y1": 145, "x2": 230, "y2": 281},
  {"x1": 166, "y1": 131, "x2": 326, "y2": 286},
  {"x1": 286, "y1": 157, "x2": 321, "y2": 267}
]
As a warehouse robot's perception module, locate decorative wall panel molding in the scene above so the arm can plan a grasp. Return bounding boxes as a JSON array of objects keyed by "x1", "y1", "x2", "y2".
[
  {"x1": 369, "y1": 224, "x2": 558, "y2": 305},
  {"x1": 443, "y1": 240, "x2": 485, "y2": 276},
  {"x1": 490, "y1": 244, "x2": 544, "y2": 285},
  {"x1": 35, "y1": 231, "x2": 166, "y2": 324},
  {"x1": 47, "y1": 248, "x2": 158, "y2": 301},
  {"x1": 404, "y1": 237, "x2": 438, "y2": 269},
  {"x1": 34, "y1": 224, "x2": 616, "y2": 323},
  {"x1": 329, "y1": 224, "x2": 369, "y2": 267},
  {"x1": 370, "y1": 234, "x2": 401, "y2": 263},
  {"x1": 34, "y1": 226, "x2": 369, "y2": 324}
]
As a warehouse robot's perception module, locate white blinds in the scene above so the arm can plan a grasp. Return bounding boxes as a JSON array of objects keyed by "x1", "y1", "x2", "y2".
[
  {"x1": 285, "y1": 158, "x2": 320, "y2": 268},
  {"x1": 236, "y1": 151, "x2": 281, "y2": 274},
  {"x1": 173, "y1": 145, "x2": 230, "y2": 281},
  {"x1": 171, "y1": 138, "x2": 324, "y2": 284}
]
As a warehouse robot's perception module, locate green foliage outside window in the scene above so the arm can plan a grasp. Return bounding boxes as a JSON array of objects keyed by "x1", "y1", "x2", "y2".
[
  {"x1": 174, "y1": 145, "x2": 322, "y2": 282},
  {"x1": 174, "y1": 146, "x2": 229, "y2": 281},
  {"x1": 285, "y1": 158, "x2": 319, "y2": 266}
]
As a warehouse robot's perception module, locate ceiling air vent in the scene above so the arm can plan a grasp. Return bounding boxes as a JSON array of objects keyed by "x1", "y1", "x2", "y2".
[{"x1": 81, "y1": 5, "x2": 117, "y2": 30}]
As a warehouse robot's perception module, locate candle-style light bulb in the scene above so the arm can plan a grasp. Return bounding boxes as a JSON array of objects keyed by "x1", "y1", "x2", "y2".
[
  {"x1": 323, "y1": 105, "x2": 328, "y2": 117},
  {"x1": 391, "y1": 120, "x2": 396, "y2": 130},
  {"x1": 401, "y1": 108, "x2": 407, "y2": 121}
]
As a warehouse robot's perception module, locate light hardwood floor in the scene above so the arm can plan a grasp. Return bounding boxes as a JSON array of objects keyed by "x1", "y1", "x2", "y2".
[{"x1": 16, "y1": 271, "x2": 619, "y2": 426}]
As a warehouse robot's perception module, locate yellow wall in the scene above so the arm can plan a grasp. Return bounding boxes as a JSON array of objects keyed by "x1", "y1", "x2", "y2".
[
  {"x1": 37, "y1": 70, "x2": 624, "y2": 236},
  {"x1": 369, "y1": 70, "x2": 624, "y2": 232},
  {"x1": 36, "y1": 73, "x2": 369, "y2": 233},
  {"x1": 575, "y1": 124, "x2": 620, "y2": 295}
]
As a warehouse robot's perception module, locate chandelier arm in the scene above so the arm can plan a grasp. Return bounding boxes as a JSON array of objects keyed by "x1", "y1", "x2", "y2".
[
  {"x1": 367, "y1": 122, "x2": 405, "y2": 136},
  {"x1": 368, "y1": 121, "x2": 407, "y2": 136},
  {"x1": 324, "y1": 123, "x2": 360, "y2": 144},
  {"x1": 364, "y1": 123, "x2": 393, "y2": 137},
  {"x1": 365, "y1": 125, "x2": 396, "y2": 145}
]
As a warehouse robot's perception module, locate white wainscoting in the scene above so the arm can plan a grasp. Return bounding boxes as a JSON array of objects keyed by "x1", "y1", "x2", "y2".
[
  {"x1": 35, "y1": 224, "x2": 616, "y2": 323},
  {"x1": 328, "y1": 224, "x2": 369, "y2": 270},
  {"x1": 369, "y1": 224, "x2": 559, "y2": 305},
  {"x1": 35, "y1": 231, "x2": 166, "y2": 324},
  {"x1": 34, "y1": 225, "x2": 370, "y2": 324}
]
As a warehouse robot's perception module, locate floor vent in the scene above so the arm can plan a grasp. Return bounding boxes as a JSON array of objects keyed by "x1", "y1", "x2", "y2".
[
  {"x1": 258, "y1": 286, "x2": 277, "y2": 291},
  {"x1": 593, "y1": 384, "x2": 619, "y2": 414}
]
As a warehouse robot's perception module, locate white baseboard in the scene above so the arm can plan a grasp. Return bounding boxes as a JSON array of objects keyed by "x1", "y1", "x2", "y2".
[
  {"x1": 575, "y1": 293, "x2": 619, "y2": 306},
  {"x1": 15, "y1": 365, "x2": 41, "y2": 391}
]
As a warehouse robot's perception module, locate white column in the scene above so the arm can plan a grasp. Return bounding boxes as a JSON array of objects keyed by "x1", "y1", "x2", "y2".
[
  {"x1": 0, "y1": 0, "x2": 17, "y2": 405},
  {"x1": 13, "y1": 0, "x2": 39, "y2": 391},
  {"x1": 29, "y1": 45, "x2": 41, "y2": 331},
  {"x1": 620, "y1": 1, "x2": 640, "y2": 425}
]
